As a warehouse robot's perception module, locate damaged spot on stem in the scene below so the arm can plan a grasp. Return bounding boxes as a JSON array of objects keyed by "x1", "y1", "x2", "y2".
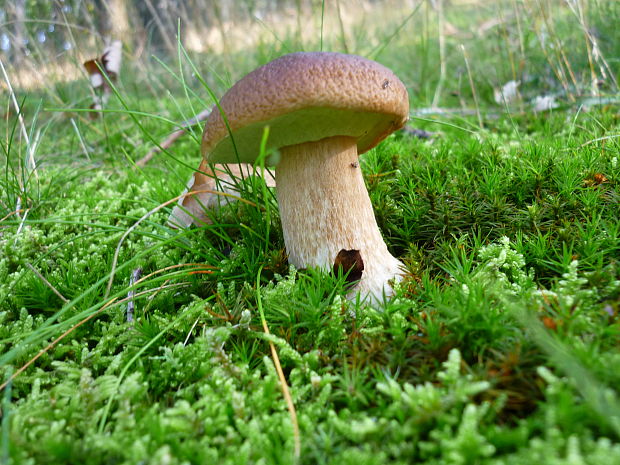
[{"x1": 333, "y1": 249, "x2": 364, "y2": 286}]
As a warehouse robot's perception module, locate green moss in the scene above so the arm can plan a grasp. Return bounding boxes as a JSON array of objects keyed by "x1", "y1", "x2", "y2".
[{"x1": 2, "y1": 1, "x2": 620, "y2": 462}]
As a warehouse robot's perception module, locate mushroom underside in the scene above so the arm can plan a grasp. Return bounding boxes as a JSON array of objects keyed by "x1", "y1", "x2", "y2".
[{"x1": 206, "y1": 107, "x2": 405, "y2": 164}]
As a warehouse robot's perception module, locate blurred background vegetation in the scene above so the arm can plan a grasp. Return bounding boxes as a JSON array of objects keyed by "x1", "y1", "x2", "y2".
[{"x1": 2, "y1": 0, "x2": 617, "y2": 100}]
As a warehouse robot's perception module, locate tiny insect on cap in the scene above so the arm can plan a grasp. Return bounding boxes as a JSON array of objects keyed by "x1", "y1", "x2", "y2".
[{"x1": 202, "y1": 52, "x2": 409, "y2": 164}]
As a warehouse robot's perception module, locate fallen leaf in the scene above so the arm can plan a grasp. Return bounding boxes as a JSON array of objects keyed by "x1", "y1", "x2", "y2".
[
  {"x1": 541, "y1": 316, "x2": 559, "y2": 331},
  {"x1": 532, "y1": 95, "x2": 559, "y2": 112},
  {"x1": 494, "y1": 80, "x2": 521, "y2": 105},
  {"x1": 583, "y1": 172, "x2": 609, "y2": 187},
  {"x1": 83, "y1": 40, "x2": 122, "y2": 117},
  {"x1": 594, "y1": 173, "x2": 608, "y2": 184},
  {"x1": 101, "y1": 40, "x2": 122, "y2": 78}
]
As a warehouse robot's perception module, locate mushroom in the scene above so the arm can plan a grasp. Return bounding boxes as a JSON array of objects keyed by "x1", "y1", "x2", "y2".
[
  {"x1": 168, "y1": 161, "x2": 275, "y2": 228},
  {"x1": 202, "y1": 52, "x2": 409, "y2": 302}
]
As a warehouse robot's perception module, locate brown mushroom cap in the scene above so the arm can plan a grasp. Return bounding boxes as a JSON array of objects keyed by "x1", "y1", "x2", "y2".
[{"x1": 202, "y1": 52, "x2": 409, "y2": 164}]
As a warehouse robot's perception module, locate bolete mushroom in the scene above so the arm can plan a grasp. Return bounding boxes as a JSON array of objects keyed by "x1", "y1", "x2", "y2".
[
  {"x1": 169, "y1": 161, "x2": 275, "y2": 228},
  {"x1": 202, "y1": 52, "x2": 409, "y2": 302}
]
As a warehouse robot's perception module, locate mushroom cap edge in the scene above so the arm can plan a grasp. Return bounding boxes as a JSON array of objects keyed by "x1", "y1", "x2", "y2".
[{"x1": 202, "y1": 52, "x2": 410, "y2": 164}]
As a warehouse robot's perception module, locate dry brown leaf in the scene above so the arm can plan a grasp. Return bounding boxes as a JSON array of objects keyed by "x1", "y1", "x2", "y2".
[{"x1": 83, "y1": 41, "x2": 122, "y2": 117}]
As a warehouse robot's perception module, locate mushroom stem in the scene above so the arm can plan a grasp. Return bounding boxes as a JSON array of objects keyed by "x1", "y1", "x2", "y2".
[{"x1": 275, "y1": 135, "x2": 403, "y2": 302}]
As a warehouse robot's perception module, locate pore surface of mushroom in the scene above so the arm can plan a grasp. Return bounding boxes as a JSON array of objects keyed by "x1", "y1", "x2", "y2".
[{"x1": 203, "y1": 52, "x2": 409, "y2": 302}]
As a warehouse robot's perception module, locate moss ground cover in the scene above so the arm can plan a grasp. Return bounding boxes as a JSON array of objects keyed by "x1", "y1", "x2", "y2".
[{"x1": 1, "y1": 1, "x2": 620, "y2": 463}]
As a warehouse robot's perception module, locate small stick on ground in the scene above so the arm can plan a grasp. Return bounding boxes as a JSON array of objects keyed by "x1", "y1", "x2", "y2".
[
  {"x1": 126, "y1": 267, "x2": 142, "y2": 323},
  {"x1": 136, "y1": 109, "x2": 210, "y2": 167}
]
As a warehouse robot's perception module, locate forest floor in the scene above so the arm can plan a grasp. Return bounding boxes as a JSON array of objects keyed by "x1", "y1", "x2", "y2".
[{"x1": 1, "y1": 1, "x2": 620, "y2": 463}]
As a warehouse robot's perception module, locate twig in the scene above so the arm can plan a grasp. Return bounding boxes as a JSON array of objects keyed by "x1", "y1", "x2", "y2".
[
  {"x1": 136, "y1": 108, "x2": 210, "y2": 167},
  {"x1": 136, "y1": 127, "x2": 187, "y2": 167},
  {"x1": 26, "y1": 263, "x2": 68, "y2": 303},
  {"x1": 126, "y1": 268, "x2": 142, "y2": 323}
]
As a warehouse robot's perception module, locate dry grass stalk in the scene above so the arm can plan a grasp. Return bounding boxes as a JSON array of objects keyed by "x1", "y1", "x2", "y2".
[
  {"x1": 460, "y1": 44, "x2": 483, "y2": 128},
  {"x1": 26, "y1": 263, "x2": 69, "y2": 303}
]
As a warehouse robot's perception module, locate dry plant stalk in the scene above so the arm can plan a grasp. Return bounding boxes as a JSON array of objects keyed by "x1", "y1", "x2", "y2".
[
  {"x1": 136, "y1": 109, "x2": 210, "y2": 167},
  {"x1": 255, "y1": 268, "x2": 301, "y2": 462},
  {"x1": 460, "y1": 44, "x2": 483, "y2": 128},
  {"x1": 0, "y1": 58, "x2": 38, "y2": 235},
  {"x1": 432, "y1": 0, "x2": 447, "y2": 108},
  {"x1": 0, "y1": 297, "x2": 119, "y2": 392},
  {"x1": 0, "y1": 279, "x2": 192, "y2": 392},
  {"x1": 104, "y1": 189, "x2": 254, "y2": 299},
  {"x1": 0, "y1": 262, "x2": 213, "y2": 392},
  {"x1": 26, "y1": 263, "x2": 69, "y2": 303},
  {"x1": 0, "y1": 60, "x2": 38, "y2": 179},
  {"x1": 262, "y1": 323, "x2": 301, "y2": 461}
]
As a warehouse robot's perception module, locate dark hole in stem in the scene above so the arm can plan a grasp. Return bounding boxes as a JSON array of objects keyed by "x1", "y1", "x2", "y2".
[{"x1": 333, "y1": 249, "x2": 364, "y2": 287}]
